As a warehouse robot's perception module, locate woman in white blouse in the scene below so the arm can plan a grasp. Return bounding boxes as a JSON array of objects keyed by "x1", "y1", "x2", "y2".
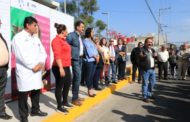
[{"x1": 99, "y1": 37, "x2": 110, "y2": 85}]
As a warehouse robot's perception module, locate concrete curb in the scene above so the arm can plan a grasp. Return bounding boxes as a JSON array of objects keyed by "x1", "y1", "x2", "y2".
[{"x1": 42, "y1": 76, "x2": 131, "y2": 122}]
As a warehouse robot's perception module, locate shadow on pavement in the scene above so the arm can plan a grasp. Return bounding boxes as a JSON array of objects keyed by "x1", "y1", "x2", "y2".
[
  {"x1": 143, "y1": 79, "x2": 190, "y2": 122},
  {"x1": 112, "y1": 109, "x2": 174, "y2": 122},
  {"x1": 112, "y1": 91, "x2": 142, "y2": 100}
]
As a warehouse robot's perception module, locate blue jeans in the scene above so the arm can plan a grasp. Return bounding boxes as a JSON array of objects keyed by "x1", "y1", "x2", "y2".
[
  {"x1": 142, "y1": 69, "x2": 156, "y2": 99},
  {"x1": 84, "y1": 61, "x2": 96, "y2": 89},
  {"x1": 108, "y1": 61, "x2": 116, "y2": 82},
  {"x1": 71, "y1": 58, "x2": 82, "y2": 101}
]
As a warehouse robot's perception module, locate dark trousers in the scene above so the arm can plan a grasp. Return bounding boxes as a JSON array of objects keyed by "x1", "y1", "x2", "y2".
[
  {"x1": 118, "y1": 61, "x2": 126, "y2": 79},
  {"x1": 52, "y1": 66, "x2": 71, "y2": 108},
  {"x1": 71, "y1": 58, "x2": 82, "y2": 101},
  {"x1": 0, "y1": 68, "x2": 7, "y2": 115},
  {"x1": 93, "y1": 67, "x2": 101, "y2": 89},
  {"x1": 81, "y1": 59, "x2": 86, "y2": 85},
  {"x1": 158, "y1": 61, "x2": 168, "y2": 79},
  {"x1": 132, "y1": 64, "x2": 142, "y2": 81},
  {"x1": 18, "y1": 89, "x2": 40, "y2": 118},
  {"x1": 84, "y1": 61, "x2": 96, "y2": 89},
  {"x1": 170, "y1": 63, "x2": 177, "y2": 76}
]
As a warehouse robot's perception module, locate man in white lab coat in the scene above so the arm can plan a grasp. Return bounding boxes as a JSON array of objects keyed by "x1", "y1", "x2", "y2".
[{"x1": 12, "y1": 16, "x2": 48, "y2": 122}]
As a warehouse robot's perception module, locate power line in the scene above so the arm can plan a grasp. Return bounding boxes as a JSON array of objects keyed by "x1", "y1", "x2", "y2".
[{"x1": 144, "y1": 0, "x2": 159, "y2": 25}]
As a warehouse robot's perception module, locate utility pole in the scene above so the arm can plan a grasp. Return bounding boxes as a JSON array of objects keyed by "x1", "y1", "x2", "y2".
[
  {"x1": 158, "y1": 7, "x2": 170, "y2": 46},
  {"x1": 64, "y1": 0, "x2": 66, "y2": 13},
  {"x1": 102, "y1": 12, "x2": 110, "y2": 40}
]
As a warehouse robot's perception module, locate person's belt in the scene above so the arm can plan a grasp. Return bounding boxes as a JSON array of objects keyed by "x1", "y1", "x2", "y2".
[{"x1": 0, "y1": 65, "x2": 7, "y2": 71}]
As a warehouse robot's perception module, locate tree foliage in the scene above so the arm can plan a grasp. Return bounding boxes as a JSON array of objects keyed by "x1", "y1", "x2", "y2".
[
  {"x1": 96, "y1": 20, "x2": 106, "y2": 34},
  {"x1": 60, "y1": 0, "x2": 106, "y2": 35}
]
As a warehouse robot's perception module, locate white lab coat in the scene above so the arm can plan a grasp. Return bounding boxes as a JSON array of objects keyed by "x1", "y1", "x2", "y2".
[{"x1": 12, "y1": 30, "x2": 47, "y2": 92}]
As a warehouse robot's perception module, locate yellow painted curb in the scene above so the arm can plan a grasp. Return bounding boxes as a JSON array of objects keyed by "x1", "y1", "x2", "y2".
[{"x1": 42, "y1": 76, "x2": 131, "y2": 122}]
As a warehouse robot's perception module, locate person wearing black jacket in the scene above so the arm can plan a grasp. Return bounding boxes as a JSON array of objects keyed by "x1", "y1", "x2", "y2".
[
  {"x1": 0, "y1": 32, "x2": 12, "y2": 120},
  {"x1": 115, "y1": 38, "x2": 126, "y2": 80},
  {"x1": 138, "y1": 37, "x2": 157, "y2": 103},
  {"x1": 130, "y1": 42, "x2": 143, "y2": 83}
]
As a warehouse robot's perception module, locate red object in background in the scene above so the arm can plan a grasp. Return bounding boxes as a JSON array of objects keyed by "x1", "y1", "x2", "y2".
[{"x1": 127, "y1": 38, "x2": 131, "y2": 43}]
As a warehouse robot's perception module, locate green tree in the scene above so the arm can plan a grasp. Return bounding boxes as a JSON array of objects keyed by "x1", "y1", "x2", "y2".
[
  {"x1": 80, "y1": 0, "x2": 99, "y2": 15},
  {"x1": 60, "y1": 0, "x2": 78, "y2": 18},
  {"x1": 60, "y1": 0, "x2": 106, "y2": 35},
  {"x1": 95, "y1": 20, "x2": 107, "y2": 35}
]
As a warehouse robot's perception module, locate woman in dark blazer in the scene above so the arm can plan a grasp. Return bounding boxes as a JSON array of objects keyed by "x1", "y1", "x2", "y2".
[{"x1": 115, "y1": 38, "x2": 126, "y2": 80}]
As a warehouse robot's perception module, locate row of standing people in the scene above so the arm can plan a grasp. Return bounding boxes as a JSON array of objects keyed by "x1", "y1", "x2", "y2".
[
  {"x1": 0, "y1": 16, "x2": 129, "y2": 122},
  {"x1": 155, "y1": 43, "x2": 190, "y2": 81},
  {"x1": 131, "y1": 38, "x2": 190, "y2": 103},
  {"x1": 81, "y1": 36, "x2": 129, "y2": 89}
]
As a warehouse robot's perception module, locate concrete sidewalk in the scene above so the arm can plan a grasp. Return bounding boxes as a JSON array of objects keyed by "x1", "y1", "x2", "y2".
[{"x1": 1, "y1": 76, "x2": 132, "y2": 122}]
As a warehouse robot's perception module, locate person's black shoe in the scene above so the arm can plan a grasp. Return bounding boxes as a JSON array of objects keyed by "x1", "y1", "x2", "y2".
[
  {"x1": 112, "y1": 81, "x2": 117, "y2": 84},
  {"x1": 62, "y1": 102, "x2": 73, "y2": 108},
  {"x1": 30, "y1": 110, "x2": 48, "y2": 117},
  {"x1": 88, "y1": 94, "x2": 96, "y2": 97},
  {"x1": 143, "y1": 98, "x2": 150, "y2": 103},
  {"x1": 20, "y1": 117, "x2": 28, "y2": 122},
  {"x1": 81, "y1": 82, "x2": 86, "y2": 86},
  {"x1": 105, "y1": 81, "x2": 110, "y2": 86},
  {"x1": 164, "y1": 77, "x2": 168, "y2": 80},
  {"x1": 0, "y1": 113, "x2": 12, "y2": 120},
  {"x1": 149, "y1": 95, "x2": 156, "y2": 100},
  {"x1": 57, "y1": 107, "x2": 69, "y2": 114},
  {"x1": 138, "y1": 80, "x2": 142, "y2": 84},
  {"x1": 94, "y1": 87, "x2": 102, "y2": 91}
]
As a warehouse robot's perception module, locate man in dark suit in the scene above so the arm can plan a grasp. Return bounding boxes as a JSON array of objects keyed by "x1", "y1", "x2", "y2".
[
  {"x1": 130, "y1": 42, "x2": 143, "y2": 83},
  {"x1": 67, "y1": 20, "x2": 85, "y2": 106},
  {"x1": 0, "y1": 28, "x2": 12, "y2": 120}
]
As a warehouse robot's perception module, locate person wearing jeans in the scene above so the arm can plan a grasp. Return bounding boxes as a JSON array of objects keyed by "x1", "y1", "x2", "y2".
[
  {"x1": 138, "y1": 37, "x2": 157, "y2": 103},
  {"x1": 142, "y1": 69, "x2": 156, "y2": 99},
  {"x1": 108, "y1": 38, "x2": 117, "y2": 84},
  {"x1": 83, "y1": 28, "x2": 99, "y2": 97},
  {"x1": 93, "y1": 37, "x2": 103, "y2": 90},
  {"x1": 67, "y1": 20, "x2": 85, "y2": 106},
  {"x1": 52, "y1": 23, "x2": 73, "y2": 113}
]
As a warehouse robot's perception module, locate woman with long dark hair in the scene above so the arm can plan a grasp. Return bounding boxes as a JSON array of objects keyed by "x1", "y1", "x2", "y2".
[
  {"x1": 52, "y1": 23, "x2": 72, "y2": 113},
  {"x1": 83, "y1": 27, "x2": 99, "y2": 97}
]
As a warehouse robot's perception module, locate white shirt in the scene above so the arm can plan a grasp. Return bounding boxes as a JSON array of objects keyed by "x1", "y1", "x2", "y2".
[
  {"x1": 158, "y1": 50, "x2": 169, "y2": 62},
  {"x1": 102, "y1": 45, "x2": 110, "y2": 59},
  {"x1": 148, "y1": 49, "x2": 154, "y2": 68},
  {"x1": 12, "y1": 30, "x2": 47, "y2": 92},
  {"x1": 79, "y1": 35, "x2": 84, "y2": 56},
  {"x1": 0, "y1": 37, "x2": 9, "y2": 66},
  {"x1": 109, "y1": 45, "x2": 115, "y2": 57}
]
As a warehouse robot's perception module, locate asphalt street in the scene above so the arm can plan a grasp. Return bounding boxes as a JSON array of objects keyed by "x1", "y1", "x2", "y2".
[{"x1": 75, "y1": 77, "x2": 190, "y2": 122}]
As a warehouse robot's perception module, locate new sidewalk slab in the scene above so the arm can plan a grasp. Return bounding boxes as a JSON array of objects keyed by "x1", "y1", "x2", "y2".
[{"x1": 2, "y1": 76, "x2": 132, "y2": 122}]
